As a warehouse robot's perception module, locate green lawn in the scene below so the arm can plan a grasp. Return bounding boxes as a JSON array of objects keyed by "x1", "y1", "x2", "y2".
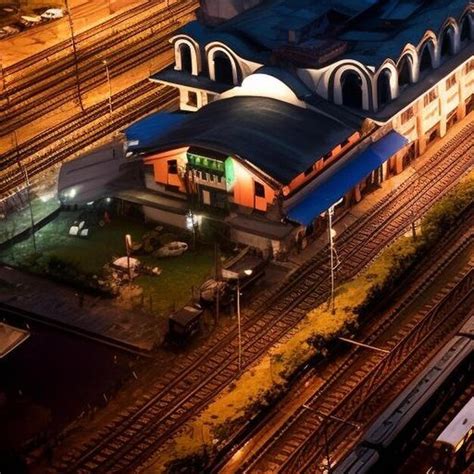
[
  {"x1": 0, "y1": 212, "x2": 215, "y2": 317},
  {"x1": 137, "y1": 249, "x2": 215, "y2": 315}
]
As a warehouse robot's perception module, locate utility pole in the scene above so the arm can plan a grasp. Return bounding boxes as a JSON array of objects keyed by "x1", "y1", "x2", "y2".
[
  {"x1": 102, "y1": 59, "x2": 113, "y2": 120},
  {"x1": 328, "y1": 205, "x2": 336, "y2": 315},
  {"x1": 65, "y1": 0, "x2": 84, "y2": 112},
  {"x1": 0, "y1": 57, "x2": 9, "y2": 119},
  {"x1": 1, "y1": 56, "x2": 37, "y2": 252},
  {"x1": 303, "y1": 405, "x2": 360, "y2": 474},
  {"x1": 237, "y1": 277, "x2": 242, "y2": 372}
]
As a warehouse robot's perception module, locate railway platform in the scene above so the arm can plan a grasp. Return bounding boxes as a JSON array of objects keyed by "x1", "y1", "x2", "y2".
[{"x1": 288, "y1": 112, "x2": 473, "y2": 266}]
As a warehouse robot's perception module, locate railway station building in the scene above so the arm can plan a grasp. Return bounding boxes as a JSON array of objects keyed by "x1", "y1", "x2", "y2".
[{"x1": 60, "y1": 0, "x2": 474, "y2": 256}]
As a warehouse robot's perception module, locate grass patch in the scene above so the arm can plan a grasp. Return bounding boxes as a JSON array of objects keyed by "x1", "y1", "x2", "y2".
[
  {"x1": 136, "y1": 249, "x2": 215, "y2": 315},
  {"x1": 0, "y1": 212, "x2": 215, "y2": 316}
]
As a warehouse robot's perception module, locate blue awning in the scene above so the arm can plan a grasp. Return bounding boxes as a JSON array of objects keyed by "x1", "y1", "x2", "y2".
[
  {"x1": 125, "y1": 112, "x2": 189, "y2": 152},
  {"x1": 286, "y1": 131, "x2": 408, "y2": 226}
]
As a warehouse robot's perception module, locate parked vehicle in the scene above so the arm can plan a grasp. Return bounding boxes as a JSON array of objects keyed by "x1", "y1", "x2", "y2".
[
  {"x1": 0, "y1": 24, "x2": 21, "y2": 38},
  {"x1": 41, "y1": 8, "x2": 64, "y2": 20},
  {"x1": 20, "y1": 15, "x2": 42, "y2": 27}
]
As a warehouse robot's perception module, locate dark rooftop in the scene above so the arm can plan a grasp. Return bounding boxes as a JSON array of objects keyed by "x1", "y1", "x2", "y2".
[
  {"x1": 151, "y1": 67, "x2": 234, "y2": 94},
  {"x1": 180, "y1": 0, "x2": 470, "y2": 67},
  {"x1": 142, "y1": 96, "x2": 357, "y2": 184}
]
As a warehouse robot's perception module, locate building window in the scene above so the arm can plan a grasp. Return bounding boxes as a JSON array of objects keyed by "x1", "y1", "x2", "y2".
[
  {"x1": 187, "y1": 91, "x2": 198, "y2": 107},
  {"x1": 423, "y1": 89, "x2": 438, "y2": 107},
  {"x1": 304, "y1": 165, "x2": 313, "y2": 176},
  {"x1": 401, "y1": 107, "x2": 414, "y2": 124},
  {"x1": 168, "y1": 159, "x2": 178, "y2": 174},
  {"x1": 254, "y1": 181, "x2": 265, "y2": 198},
  {"x1": 446, "y1": 74, "x2": 456, "y2": 90},
  {"x1": 466, "y1": 60, "x2": 474, "y2": 74}
]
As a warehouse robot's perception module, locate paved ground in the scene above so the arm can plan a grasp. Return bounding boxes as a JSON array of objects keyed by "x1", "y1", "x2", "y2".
[{"x1": 0, "y1": 266, "x2": 160, "y2": 351}]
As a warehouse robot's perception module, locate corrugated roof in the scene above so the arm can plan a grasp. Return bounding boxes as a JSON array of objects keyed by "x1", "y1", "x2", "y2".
[{"x1": 139, "y1": 96, "x2": 357, "y2": 184}]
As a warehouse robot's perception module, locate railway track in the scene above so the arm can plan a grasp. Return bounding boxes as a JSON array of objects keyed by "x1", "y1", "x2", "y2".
[
  {"x1": 0, "y1": 0, "x2": 197, "y2": 134},
  {"x1": 0, "y1": 82, "x2": 178, "y2": 194},
  {"x1": 55, "y1": 124, "x2": 474, "y2": 472},
  {"x1": 217, "y1": 207, "x2": 474, "y2": 473},
  {"x1": 277, "y1": 266, "x2": 474, "y2": 474},
  {"x1": 238, "y1": 217, "x2": 474, "y2": 473}
]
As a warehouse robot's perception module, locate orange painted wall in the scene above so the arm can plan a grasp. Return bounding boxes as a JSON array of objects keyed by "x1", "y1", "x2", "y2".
[
  {"x1": 286, "y1": 132, "x2": 360, "y2": 194},
  {"x1": 144, "y1": 148, "x2": 188, "y2": 192},
  {"x1": 229, "y1": 159, "x2": 275, "y2": 211}
]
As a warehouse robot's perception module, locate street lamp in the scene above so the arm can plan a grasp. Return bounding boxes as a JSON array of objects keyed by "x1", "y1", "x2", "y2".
[
  {"x1": 186, "y1": 210, "x2": 198, "y2": 250},
  {"x1": 223, "y1": 268, "x2": 253, "y2": 372},
  {"x1": 102, "y1": 59, "x2": 113, "y2": 120},
  {"x1": 125, "y1": 234, "x2": 132, "y2": 280},
  {"x1": 327, "y1": 198, "x2": 343, "y2": 315}
]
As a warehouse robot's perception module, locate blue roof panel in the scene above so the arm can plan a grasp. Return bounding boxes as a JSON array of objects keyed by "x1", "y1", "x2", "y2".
[
  {"x1": 286, "y1": 131, "x2": 408, "y2": 226},
  {"x1": 125, "y1": 112, "x2": 189, "y2": 152}
]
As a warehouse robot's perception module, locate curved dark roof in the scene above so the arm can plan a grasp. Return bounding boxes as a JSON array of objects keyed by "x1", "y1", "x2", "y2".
[{"x1": 147, "y1": 96, "x2": 357, "y2": 184}]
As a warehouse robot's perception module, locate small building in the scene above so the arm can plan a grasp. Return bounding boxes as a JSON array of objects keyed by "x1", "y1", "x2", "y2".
[{"x1": 168, "y1": 304, "x2": 204, "y2": 339}]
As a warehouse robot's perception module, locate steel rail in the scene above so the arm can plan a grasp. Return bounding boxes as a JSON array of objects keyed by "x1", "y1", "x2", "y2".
[{"x1": 57, "y1": 126, "x2": 474, "y2": 473}]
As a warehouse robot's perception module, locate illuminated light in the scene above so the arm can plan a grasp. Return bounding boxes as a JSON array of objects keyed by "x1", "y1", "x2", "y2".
[
  {"x1": 68, "y1": 188, "x2": 77, "y2": 198},
  {"x1": 243, "y1": 269, "x2": 253, "y2": 276},
  {"x1": 86, "y1": 201, "x2": 94, "y2": 206},
  {"x1": 186, "y1": 210, "x2": 198, "y2": 230},
  {"x1": 222, "y1": 73, "x2": 302, "y2": 107},
  {"x1": 106, "y1": 197, "x2": 112, "y2": 203},
  {"x1": 39, "y1": 193, "x2": 54, "y2": 202}
]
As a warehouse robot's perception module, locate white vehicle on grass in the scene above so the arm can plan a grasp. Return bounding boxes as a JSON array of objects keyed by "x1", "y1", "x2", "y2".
[{"x1": 41, "y1": 8, "x2": 64, "y2": 20}]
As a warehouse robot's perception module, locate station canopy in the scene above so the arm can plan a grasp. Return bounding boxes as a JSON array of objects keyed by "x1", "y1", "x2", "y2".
[{"x1": 286, "y1": 131, "x2": 408, "y2": 226}]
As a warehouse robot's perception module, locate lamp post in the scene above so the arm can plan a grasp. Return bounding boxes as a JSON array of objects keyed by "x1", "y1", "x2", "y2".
[
  {"x1": 102, "y1": 59, "x2": 113, "y2": 120},
  {"x1": 186, "y1": 210, "x2": 198, "y2": 250},
  {"x1": 125, "y1": 234, "x2": 132, "y2": 280},
  {"x1": 223, "y1": 268, "x2": 253, "y2": 372},
  {"x1": 327, "y1": 198, "x2": 343, "y2": 315}
]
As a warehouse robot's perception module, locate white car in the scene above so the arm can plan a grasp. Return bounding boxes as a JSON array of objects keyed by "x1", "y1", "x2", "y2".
[{"x1": 41, "y1": 8, "x2": 64, "y2": 20}]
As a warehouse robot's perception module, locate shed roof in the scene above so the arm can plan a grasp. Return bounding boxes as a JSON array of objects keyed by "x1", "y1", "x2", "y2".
[{"x1": 141, "y1": 96, "x2": 357, "y2": 184}]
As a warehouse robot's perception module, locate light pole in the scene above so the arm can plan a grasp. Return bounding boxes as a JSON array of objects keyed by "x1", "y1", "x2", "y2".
[
  {"x1": 0, "y1": 56, "x2": 9, "y2": 120},
  {"x1": 186, "y1": 210, "x2": 198, "y2": 250},
  {"x1": 223, "y1": 268, "x2": 253, "y2": 372},
  {"x1": 125, "y1": 234, "x2": 132, "y2": 280},
  {"x1": 327, "y1": 198, "x2": 343, "y2": 315},
  {"x1": 65, "y1": 0, "x2": 84, "y2": 112},
  {"x1": 102, "y1": 59, "x2": 113, "y2": 120},
  {"x1": 21, "y1": 162, "x2": 37, "y2": 253}
]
